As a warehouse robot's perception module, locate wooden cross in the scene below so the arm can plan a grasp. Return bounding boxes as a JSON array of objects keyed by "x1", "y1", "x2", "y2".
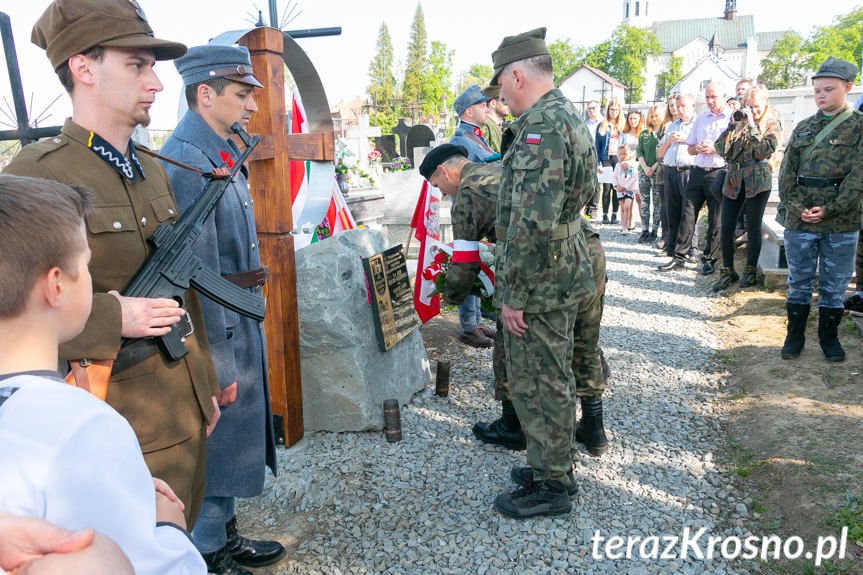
[{"x1": 237, "y1": 26, "x2": 335, "y2": 447}]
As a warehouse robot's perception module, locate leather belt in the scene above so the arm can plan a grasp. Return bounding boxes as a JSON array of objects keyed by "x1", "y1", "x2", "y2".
[
  {"x1": 694, "y1": 166, "x2": 724, "y2": 173},
  {"x1": 667, "y1": 166, "x2": 690, "y2": 172},
  {"x1": 495, "y1": 220, "x2": 581, "y2": 242},
  {"x1": 111, "y1": 338, "x2": 160, "y2": 375},
  {"x1": 796, "y1": 176, "x2": 844, "y2": 188},
  {"x1": 727, "y1": 160, "x2": 768, "y2": 171},
  {"x1": 223, "y1": 266, "x2": 269, "y2": 289}
]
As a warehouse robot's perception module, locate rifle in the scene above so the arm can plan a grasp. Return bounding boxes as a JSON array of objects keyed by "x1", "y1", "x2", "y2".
[{"x1": 66, "y1": 123, "x2": 264, "y2": 398}]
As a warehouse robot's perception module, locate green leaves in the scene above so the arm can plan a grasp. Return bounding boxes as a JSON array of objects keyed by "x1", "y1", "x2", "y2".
[{"x1": 581, "y1": 25, "x2": 661, "y2": 103}]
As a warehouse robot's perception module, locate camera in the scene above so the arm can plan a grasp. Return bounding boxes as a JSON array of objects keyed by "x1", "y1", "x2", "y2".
[{"x1": 733, "y1": 107, "x2": 750, "y2": 122}]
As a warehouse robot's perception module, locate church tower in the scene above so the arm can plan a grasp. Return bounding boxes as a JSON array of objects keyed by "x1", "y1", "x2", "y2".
[
  {"x1": 622, "y1": 0, "x2": 652, "y2": 28},
  {"x1": 724, "y1": 0, "x2": 737, "y2": 20}
]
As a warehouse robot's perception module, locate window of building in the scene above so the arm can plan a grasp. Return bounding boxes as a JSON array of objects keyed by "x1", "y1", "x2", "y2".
[
  {"x1": 625, "y1": 2, "x2": 629, "y2": 18},
  {"x1": 636, "y1": 1, "x2": 640, "y2": 16}
]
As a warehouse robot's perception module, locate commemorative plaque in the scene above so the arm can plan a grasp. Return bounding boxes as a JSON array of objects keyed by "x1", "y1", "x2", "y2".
[{"x1": 363, "y1": 244, "x2": 420, "y2": 351}]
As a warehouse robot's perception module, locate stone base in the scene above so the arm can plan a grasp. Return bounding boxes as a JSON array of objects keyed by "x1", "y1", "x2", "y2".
[{"x1": 296, "y1": 229, "x2": 431, "y2": 432}]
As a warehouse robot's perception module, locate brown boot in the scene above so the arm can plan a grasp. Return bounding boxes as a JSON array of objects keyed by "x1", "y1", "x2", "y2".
[{"x1": 459, "y1": 329, "x2": 493, "y2": 348}]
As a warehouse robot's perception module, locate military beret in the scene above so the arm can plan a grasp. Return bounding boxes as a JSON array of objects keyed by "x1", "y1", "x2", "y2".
[
  {"x1": 491, "y1": 27, "x2": 549, "y2": 85},
  {"x1": 454, "y1": 85, "x2": 491, "y2": 116},
  {"x1": 32, "y1": 0, "x2": 187, "y2": 71},
  {"x1": 175, "y1": 45, "x2": 263, "y2": 88},
  {"x1": 482, "y1": 84, "x2": 500, "y2": 99},
  {"x1": 811, "y1": 56, "x2": 859, "y2": 83},
  {"x1": 419, "y1": 144, "x2": 468, "y2": 180}
]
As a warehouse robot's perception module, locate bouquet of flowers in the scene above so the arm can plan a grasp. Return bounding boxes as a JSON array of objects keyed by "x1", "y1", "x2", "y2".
[
  {"x1": 391, "y1": 156, "x2": 412, "y2": 171},
  {"x1": 422, "y1": 242, "x2": 495, "y2": 312},
  {"x1": 368, "y1": 150, "x2": 382, "y2": 163}
]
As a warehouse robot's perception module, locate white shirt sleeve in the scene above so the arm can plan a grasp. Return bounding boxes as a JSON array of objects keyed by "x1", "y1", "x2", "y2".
[{"x1": 0, "y1": 381, "x2": 206, "y2": 575}]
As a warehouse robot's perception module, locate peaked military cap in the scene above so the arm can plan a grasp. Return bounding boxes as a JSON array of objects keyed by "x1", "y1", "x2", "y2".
[
  {"x1": 32, "y1": 0, "x2": 187, "y2": 71},
  {"x1": 482, "y1": 84, "x2": 500, "y2": 99},
  {"x1": 419, "y1": 144, "x2": 468, "y2": 180},
  {"x1": 175, "y1": 45, "x2": 264, "y2": 88},
  {"x1": 811, "y1": 56, "x2": 859, "y2": 83},
  {"x1": 490, "y1": 27, "x2": 549, "y2": 85},
  {"x1": 454, "y1": 85, "x2": 492, "y2": 116}
]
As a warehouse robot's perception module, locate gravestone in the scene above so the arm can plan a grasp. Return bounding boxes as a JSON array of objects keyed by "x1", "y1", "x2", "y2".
[
  {"x1": 405, "y1": 124, "x2": 435, "y2": 169},
  {"x1": 392, "y1": 119, "x2": 411, "y2": 157},
  {"x1": 296, "y1": 229, "x2": 430, "y2": 431},
  {"x1": 345, "y1": 114, "x2": 381, "y2": 170},
  {"x1": 375, "y1": 135, "x2": 397, "y2": 162}
]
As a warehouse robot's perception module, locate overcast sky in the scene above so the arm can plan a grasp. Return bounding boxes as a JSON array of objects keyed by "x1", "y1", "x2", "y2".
[{"x1": 0, "y1": 0, "x2": 858, "y2": 131}]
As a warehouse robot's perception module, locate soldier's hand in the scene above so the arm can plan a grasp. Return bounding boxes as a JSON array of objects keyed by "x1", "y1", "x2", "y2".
[
  {"x1": 108, "y1": 291, "x2": 185, "y2": 338},
  {"x1": 217, "y1": 382, "x2": 238, "y2": 407},
  {"x1": 501, "y1": 304, "x2": 528, "y2": 337},
  {"x1": 206, "y1": 396, "x2": 221, "y2": 437},
  {"x1": 801, "y1": 206, "x2": 824, "y2": 223}
]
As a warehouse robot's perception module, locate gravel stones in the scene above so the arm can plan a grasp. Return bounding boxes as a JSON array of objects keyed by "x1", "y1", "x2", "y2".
[{"x1": 236, "y1": 228, "x2": 754, "y2": 574}]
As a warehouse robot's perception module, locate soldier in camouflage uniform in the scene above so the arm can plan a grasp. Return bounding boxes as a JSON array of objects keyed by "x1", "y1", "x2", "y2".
[
  {"x1": 490, "y1": 28, "x2": 597, "y2": 519},
  {"x1": 418, "y1": 145, "x2": 526, "y2": 450},
  {"x1": 777, "y1": 57, "x2": 863, "y2": 363}
]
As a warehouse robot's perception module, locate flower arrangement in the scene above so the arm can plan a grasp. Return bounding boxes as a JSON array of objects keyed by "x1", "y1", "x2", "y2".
[
  {"x1": 368, "y1": 150, "x2": 382, "y2": 163},
  {"x1": 422, "y1": 242, "x2": 495, "y2": 313},
  {"x1": 391, "y1": 156, "x2": 412, "y2": 171},
  {"x1": 335, "y1": 159, "x2": 349, "y2": 175}
]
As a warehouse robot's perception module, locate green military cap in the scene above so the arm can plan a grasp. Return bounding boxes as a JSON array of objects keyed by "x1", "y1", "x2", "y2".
[
  {"x1": 490, "y1": 27, "x2": 549, "y2": 85},
  {"x1": 482, "y1": 84, "x2": 500, "y2": 99},
  {"x1": 32, "y1": 0, "x2": 187, "y2": 71},
  {"x1": 811, "y1": 56, "x2": 859, "y2": 83}
]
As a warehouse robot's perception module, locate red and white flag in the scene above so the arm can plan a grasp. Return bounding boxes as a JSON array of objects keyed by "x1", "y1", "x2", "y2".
[
  {"x1": 289, "y1": 89, "x2": 310, "y2": 226},
  {"x1": 412, "y1": 180, "x2": 442, "y2": 323},
  {"x1": 326, "y1": 182, "x2": 356, "y2": 235}
]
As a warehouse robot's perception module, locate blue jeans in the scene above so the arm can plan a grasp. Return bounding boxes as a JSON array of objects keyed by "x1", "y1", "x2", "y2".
[
  {"x1": 784, "y1": 229, "x2": 859, "y2": 309},
  {"x1": 192, "y1": 496, "x2": 235, "y2": 554},
  {"x1": 458, "y1": 295, "x2": 482, "y2": 333}
]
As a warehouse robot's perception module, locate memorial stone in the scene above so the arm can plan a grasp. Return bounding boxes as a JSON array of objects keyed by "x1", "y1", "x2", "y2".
[
  {"x1": 392, "y1": 119, "x2": 411, "y2": 157},
  {"x1": 405, "y1": 124, "x2": 435, "y2": 169},
  {"x1": 296, "y1": 229, "x2": 430, "y2": 431},
  {"x1": 375, "y1": 135, "x2": 397, "y2": 162}
]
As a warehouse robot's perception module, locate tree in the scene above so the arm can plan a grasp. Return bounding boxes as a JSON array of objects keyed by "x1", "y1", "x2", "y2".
[
  {"x1": 655, "y1": 55, "x2": 683, "y2": 99},
  {"x1": 759, "y1": 31, "x2": 807, "y2": 89},
  {"x1": 422, "y1": 41, "x2": 454, "y2": 118},
  {"x1": 804, "y1": 6, "x2": 862, "y2": 81},
  {"x1": 367, "y1": 23, "x2": 398, "y2": 134},
  {"x1": 458, "y1": 63, "x2": 493, "y2": 92},
  {"x1": 547, "y1": 38, "x2": 586, "y2": 84},
  {"x1": 401, "y1": 2, "x2": 428, "y2": 115},
  {"x1": 584, "y1": 25, "x2": 661, "y2": 103}
]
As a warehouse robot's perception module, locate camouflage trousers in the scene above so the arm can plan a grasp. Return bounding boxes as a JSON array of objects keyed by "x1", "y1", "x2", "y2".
[
  {"x1": 784, "y1": 229, "x2": 860, "y2": 309},
  {"x1": 856, "y1": 230, "x2": 863, "y2": 292},
  {"x1": 504, "y1": 306, "x2": 578, "y2": 484},
  {"x1": 493, "y1": 239, "x2": 607, "y2": 402},
  {"x1": 638, "y1": 172, "x2": 663, "y2": 234}
]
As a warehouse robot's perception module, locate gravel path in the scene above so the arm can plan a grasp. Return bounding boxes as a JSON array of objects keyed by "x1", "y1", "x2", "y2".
[{"x1": 238, "y1": 226, "x2": 755, "y2": 575}]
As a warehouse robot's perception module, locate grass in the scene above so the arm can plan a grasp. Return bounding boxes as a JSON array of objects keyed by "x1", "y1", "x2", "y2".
[
  {"x1": 827, "y1": 491, "x2": 863, "y2": 547},
  {"x1": 717, "y1": 351, "x2": 739, "y2": 365}
]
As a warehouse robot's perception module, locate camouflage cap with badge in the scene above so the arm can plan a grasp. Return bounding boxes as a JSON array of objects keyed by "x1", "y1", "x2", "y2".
[
  {"x1": 490, "y1": 27, "x2": 549, "y2": 85},
  {"x1": 32, "y1": 0, "x2": 187, "y2": 70}
]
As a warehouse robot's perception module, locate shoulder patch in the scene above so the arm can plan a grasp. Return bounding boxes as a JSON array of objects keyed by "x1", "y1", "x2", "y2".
[{"x1": 525, "y1": 133, "x2": 542, "y2": 145}]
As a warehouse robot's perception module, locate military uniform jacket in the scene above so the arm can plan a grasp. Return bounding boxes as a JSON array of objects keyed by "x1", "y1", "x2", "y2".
[
  {"x1": 446, "y1": 162, "x2": 501, "y2": 304},
  {"x1": 4, "y1": 119, "x2": 218, "y2": 453},
  {"x1": 777, "y1": 106, "x2": 863, "y2": 233},
  {"x1": 495, "y1": 89, "x2": 597, "y2": 314},
  {"x1": 160, "y1": 111, "x2": 277, "y2": 496},
  {"x1": 714, "y1": 112, "x2": 782, "y2": 200},
  {"x1": 482, "y1": 115, "x2": 503, "y2": 153},
  {"x1": 450, "y1": 121, "x2": 495, "y2": 162}
]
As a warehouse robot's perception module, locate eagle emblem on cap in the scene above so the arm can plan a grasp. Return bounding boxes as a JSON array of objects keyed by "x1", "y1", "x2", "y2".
[{"x1": 127, "y1": 0, "x2": 148, "y2": 21}]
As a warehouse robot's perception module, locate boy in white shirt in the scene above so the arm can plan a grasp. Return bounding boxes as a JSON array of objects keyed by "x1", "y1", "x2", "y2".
[{"x1": 0, "y1": 175, "x2": 206, "y2": 575}]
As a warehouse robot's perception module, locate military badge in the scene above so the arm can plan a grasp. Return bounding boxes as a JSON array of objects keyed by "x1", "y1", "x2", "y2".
[{"x1": 525, "y1": 133, "x2": 542, "y2": 145}]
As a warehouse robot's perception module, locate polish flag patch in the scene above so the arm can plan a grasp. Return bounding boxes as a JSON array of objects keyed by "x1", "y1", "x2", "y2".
[{"x1": 525, "y1": 133, "x2": 542, "y2": 145}]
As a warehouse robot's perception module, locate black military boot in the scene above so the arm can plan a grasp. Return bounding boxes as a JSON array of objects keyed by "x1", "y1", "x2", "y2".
[
  {"x1": 711, "y1": 267, "x2": 739, "y2": 293},
  {"x1": 472, "y1": 399, "x2": 526, "y2": 450},
  {"x1": 201, "y1": 546, "x2": 252, "y2": 575},
  {"x1": 510, "y1": 465, "x2": 578, "y2": 497},
  {"x1": 781, "y1": 303, "x2": 810, "y2": 359},
  {"x1": 494, "y1": 476, "x2": 571, "y2": 518},
  {"x1": 575, "y1": 398, "x2": 608, "y2": 456},
  {"x1": 818, "y1": 307, "x2": 846, "y2": 362},
  {"x1": 738, "y1": 266, "x2": 757, "y2": 287},
  {"x1": 226, "y1": 516, "x2": 286, "y2": 568}
]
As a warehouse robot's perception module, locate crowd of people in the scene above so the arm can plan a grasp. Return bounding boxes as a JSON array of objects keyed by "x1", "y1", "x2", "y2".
[{"x1": 0, "y1": 0, "x2": 861, "y2": 571}]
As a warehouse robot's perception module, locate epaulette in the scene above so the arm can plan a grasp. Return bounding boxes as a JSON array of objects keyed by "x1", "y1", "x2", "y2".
[{"x1": 20, "y1": 134, "x2": 68, "y2": 161}]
